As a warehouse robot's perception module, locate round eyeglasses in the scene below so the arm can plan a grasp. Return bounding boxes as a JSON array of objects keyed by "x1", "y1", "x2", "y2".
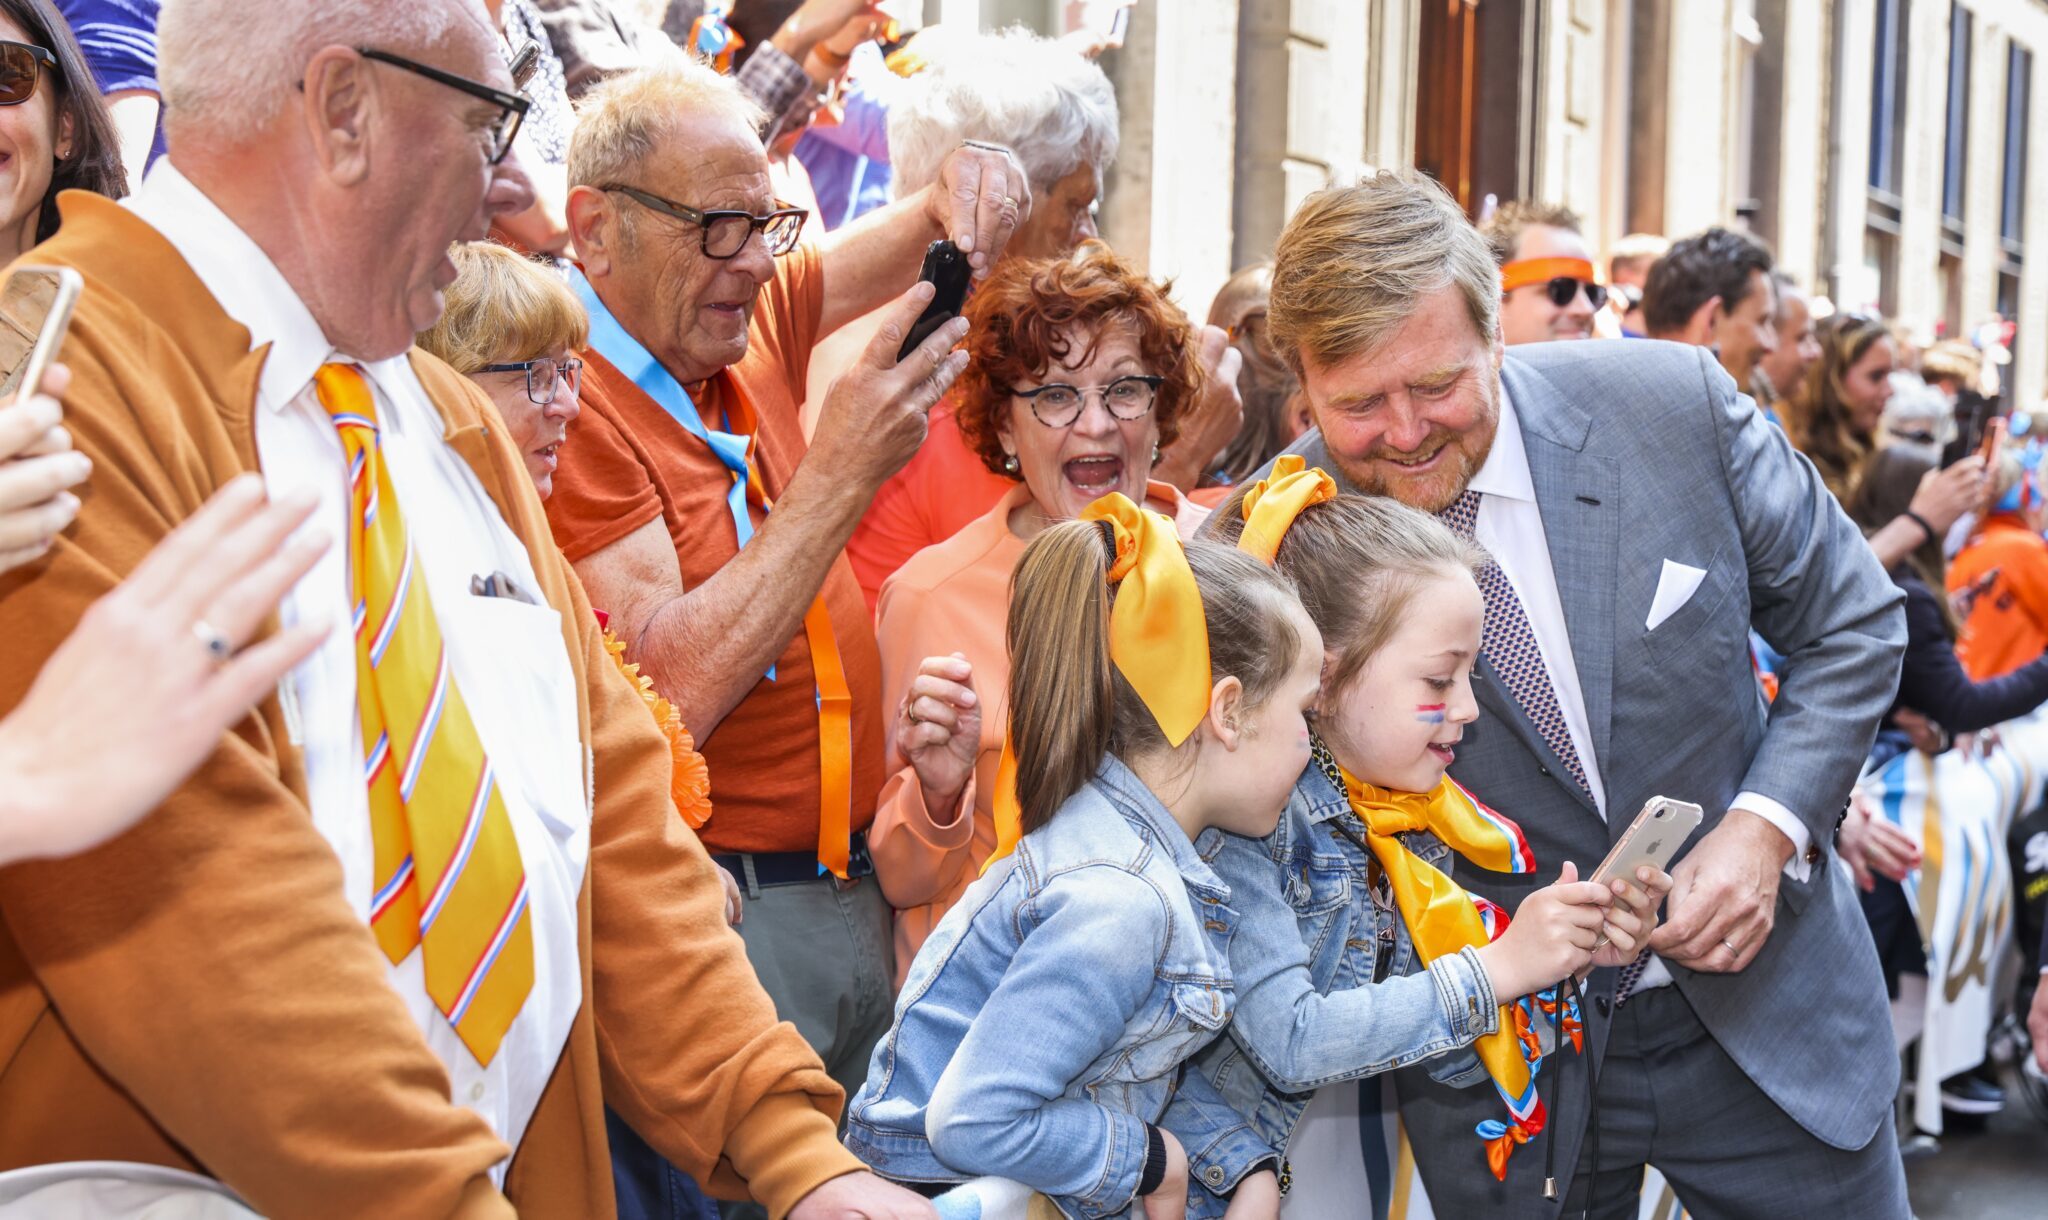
[
  {"x1": 1012, "y1": 375, "x2": 1164, "y2": 428},
  {"x1": 601, "y1": 184, "x2": 808, "y2": 259},
  {"x1": 479, "y1": 356, "x2": 582, "y2": 406}
]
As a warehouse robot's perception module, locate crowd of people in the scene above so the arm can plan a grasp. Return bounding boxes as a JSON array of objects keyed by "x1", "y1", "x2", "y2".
[{"x1": 0, "y1": 1, "x2": 2042, "y2": 1218}]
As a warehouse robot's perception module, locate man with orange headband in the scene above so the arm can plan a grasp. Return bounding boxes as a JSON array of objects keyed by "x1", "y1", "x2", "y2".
[{"x1": 1480, "y1": 202, "x2": 1604, "y2": 346}]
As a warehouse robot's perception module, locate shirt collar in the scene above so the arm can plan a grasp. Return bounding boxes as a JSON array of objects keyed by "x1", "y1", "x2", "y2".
[
  {"x1": 121, "y1": 159, "x2": 361, "y2": 414},
  {"x1": 1465, "y1": 380, "x2": 1534, "y2": 503},
  {"x1": 1092, "y1": 755, "x2": 1231, "y2": 899}
]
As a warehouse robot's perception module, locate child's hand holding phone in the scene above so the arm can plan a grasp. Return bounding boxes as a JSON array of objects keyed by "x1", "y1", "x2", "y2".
[
  {"x1": 1474, "y1": 861, "x2": 1612, "y2": 999},
  {"x1": 1590, "y1": 864, "x2": 1674, "y2": 969}
]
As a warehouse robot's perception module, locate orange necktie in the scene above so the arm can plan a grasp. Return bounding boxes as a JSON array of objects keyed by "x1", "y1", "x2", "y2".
[{"x1": 317, "y1": 363, "x2": 533, "y2": 1065}]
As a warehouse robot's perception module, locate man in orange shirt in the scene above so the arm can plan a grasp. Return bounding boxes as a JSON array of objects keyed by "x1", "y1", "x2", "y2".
[
  {"x1": 545, "y1": 59, "x2": 1028, "y2": 1141},
  {"x1": 1950, "y1": 452, "x2": 2048, "y2": 680}
]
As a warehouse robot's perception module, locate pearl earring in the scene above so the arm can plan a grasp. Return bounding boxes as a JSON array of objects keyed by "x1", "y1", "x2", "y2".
[{"x1": 1002, "y1": 453, "x2": 1021, "y2": 475}]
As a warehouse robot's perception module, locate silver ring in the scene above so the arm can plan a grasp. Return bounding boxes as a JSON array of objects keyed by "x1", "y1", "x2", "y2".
[
  {"x1": 1721, "y1": 938, "x2": 1740, "y2": 955},
  {"x1": 962, "y1": 139, "x2": 1009, "y2": 155},
  {"x1": 193, "y1": 619, "x2": 233, "y2": 662}
]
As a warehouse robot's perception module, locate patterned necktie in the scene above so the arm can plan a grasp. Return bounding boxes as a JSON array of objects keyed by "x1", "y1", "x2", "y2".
[
  {"x1": 1438, "y1": 489, "x2": 1653, "y2": 1003},
  {"x1": 1438, "y1": 489, "x2": 1591, "y2": 796},
  {"x1": 317, "y1": 363, "x2": 533, "y2": 1064}
]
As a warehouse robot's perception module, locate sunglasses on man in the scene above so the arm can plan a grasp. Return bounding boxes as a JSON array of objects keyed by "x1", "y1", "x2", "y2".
[{"x1": 1500, "y1": 256, "x2": 1609, "y2": 312}]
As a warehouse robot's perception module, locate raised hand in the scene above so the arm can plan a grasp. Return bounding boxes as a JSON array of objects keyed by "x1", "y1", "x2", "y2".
[
  {"x1": 895, "y1": 652, "x2": 980, "y2": 815},
  {"x1": 1153, "y1": 325, "x2": 1245, "y2": 492},
  {"x1": 0, "y1": 475, "x2": 331, "y2": 865},
  {"x1": 808, "y1": 281, "x2": 972, "y2": 495},
  {"x1": 1473, "y1": 860, "x2": 1611, "y2": 999},
  {"x1": 928, "y1": 142, "x2": 1032, "y2": 277}
]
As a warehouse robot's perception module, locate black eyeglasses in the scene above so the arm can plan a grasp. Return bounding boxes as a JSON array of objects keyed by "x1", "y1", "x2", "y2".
[
  {"x1": 356, "y1": 47, "x2": 529, "y2": 164},
  {"x1": 1013, "y1": 375, "x2": 1164, "y2": 428},
  {"x1": 479, "y1": 356, "x2": 582, "y2": 405},
  {"x1": 1540, "y1": 277, "x2": 1609, "y2": 311},
  {"x1": 0, "y1": 41, "x2": 54, "y2": 107},
  {"x1": 600, "y1": 184, "x2": 807, "y2": 259}
]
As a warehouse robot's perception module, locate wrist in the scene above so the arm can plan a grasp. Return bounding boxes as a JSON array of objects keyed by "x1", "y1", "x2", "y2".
[
  {"x1": 1901, "y1": 508, "x2": 1938, "y2": 546},
  {"x1": 1471, "y1": 940, "x2": 1528, "y2": 1004},
  {"x1": 1724, "y1": 806, "x2": 1797, "y2": 867},
  {"x1": 1137, "y1": 1124, "x2": 1168, "y2": 1196},
  {"x1": 0, "y1": 718, "x2": 48, "y2": 865}
]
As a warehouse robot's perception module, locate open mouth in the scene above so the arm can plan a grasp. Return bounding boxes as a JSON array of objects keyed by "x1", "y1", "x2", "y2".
[
  {"x1": 1063, "y1": 453, "x2": 1125, "y2": 499},
  {"x1": 1426, "y1": 741, "x2": 1457, "y2": 765},
  {"x1": 533, "y1": 441, "x2": 563, "y2": 468}
]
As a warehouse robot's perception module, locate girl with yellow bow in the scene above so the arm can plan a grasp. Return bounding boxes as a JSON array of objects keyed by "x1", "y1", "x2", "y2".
[
  {"x1": 845, "y1": 493, "x2": 1321, "y2": 1219},
  {"x1": 1162, "y1": 458, "x2": 1669, "y2": 1215}
]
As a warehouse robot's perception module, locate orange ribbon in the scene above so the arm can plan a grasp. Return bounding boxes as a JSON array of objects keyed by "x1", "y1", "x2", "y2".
[
  {"x1": 1500, "y1": 256, "x2": 1599, "y2": 294},
  {"x1": 1484, "y1": 1121, "x2": 1532, "y2": 1182},
  {"x1": 1236, "y1": 454, "x2": 1337, "y2": 566},
  {"x1": 722, "y1": 376, "x2": 856, "y2": 878}
]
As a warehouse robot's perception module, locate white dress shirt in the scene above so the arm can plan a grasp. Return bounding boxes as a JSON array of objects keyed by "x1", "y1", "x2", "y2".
[
  {"x1": 125, "y1": 162, "x2": 590, "y2": 1173},
  {"x1": 1472, "y1": 388, "x2": 1812, "y2": 993}
]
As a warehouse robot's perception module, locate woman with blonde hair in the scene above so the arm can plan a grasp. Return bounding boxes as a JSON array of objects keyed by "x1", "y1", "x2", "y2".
[{"x1": 417, "y1": 241, "x2": 587, "y2": 500}]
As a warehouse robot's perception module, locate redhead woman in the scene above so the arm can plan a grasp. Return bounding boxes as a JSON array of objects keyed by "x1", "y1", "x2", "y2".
[{"x1": 869, "y1": 241, "x2": 1210, "y2": 981}]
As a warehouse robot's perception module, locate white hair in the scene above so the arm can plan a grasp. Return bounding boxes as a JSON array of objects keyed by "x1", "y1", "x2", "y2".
[
  {"x1": 158, "y1": 0, "x2": 487, "y2": 142},
  {"x1": 887, "y1": 26, "x2": 1119, "y2": 199}
]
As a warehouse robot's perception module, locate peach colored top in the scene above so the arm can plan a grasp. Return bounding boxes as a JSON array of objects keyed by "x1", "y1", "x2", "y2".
[{"x1": 870, "y1": 480, "x2": 1210, "y2": 985}]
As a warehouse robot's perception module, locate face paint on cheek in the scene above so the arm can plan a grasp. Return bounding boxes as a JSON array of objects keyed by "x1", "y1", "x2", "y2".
[{"x1": 1414, "y1": 704, "x2": 1447, "y2": 724}]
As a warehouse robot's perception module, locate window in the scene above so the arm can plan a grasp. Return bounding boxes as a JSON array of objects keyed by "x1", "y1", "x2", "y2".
[
  {"x1": 1943, "y1": 3, "x2": 1971, "y2": 227},
  {"x1": 2002, "y1": 42, "x2": 2031, "y2": 245},
  {"x1": 1869, "y1": 0, "x2": 1910, "y2": 199}
]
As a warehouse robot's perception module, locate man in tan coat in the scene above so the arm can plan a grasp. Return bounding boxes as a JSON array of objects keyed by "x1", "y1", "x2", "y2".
[{"x1": 0, "y1": 1, "x2": 942, "y2": 1216}]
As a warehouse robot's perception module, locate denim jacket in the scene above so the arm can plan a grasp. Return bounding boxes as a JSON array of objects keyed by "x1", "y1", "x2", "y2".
[
  {"x1": 845, "y1": 757, "x2": 1255, "y2": 1219},
  {"x1": 1166, "y1": 763, "x2": 1498, "y2": 1214}
]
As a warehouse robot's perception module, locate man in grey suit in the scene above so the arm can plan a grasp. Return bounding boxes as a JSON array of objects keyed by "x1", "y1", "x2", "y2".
[{"x1": 1260, "y1": 172, "x2": 1910, "y2": 1215}]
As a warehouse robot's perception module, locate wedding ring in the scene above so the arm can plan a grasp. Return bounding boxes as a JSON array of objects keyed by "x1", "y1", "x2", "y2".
[
  {"x1": 1001, "y1": 196, "x2": 1018, "y2": 210},
  {"x1": 192, "y1": 619, "x2": 233, "y2": 662},
  {"x1": 1721, "y1": 938, "x2": 1740, "y2": 956}
]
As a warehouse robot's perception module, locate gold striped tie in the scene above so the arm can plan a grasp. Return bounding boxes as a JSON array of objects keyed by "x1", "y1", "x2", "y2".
[{"x1": 317, "y1": 363, "x2": 533, "y2": 1065}]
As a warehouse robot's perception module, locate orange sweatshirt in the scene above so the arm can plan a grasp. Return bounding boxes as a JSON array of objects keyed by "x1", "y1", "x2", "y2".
[
  {"x1": 868, "y1": 481, "x2": 1208, "y2": 985},
  {"x1": 1949, "y1": 515, "x2": 2048, "y2": 681}
]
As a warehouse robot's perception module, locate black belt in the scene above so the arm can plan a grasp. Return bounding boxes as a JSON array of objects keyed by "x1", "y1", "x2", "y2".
[{"x1": 713, "y1": 830, "x2": 873, "y2": 888}]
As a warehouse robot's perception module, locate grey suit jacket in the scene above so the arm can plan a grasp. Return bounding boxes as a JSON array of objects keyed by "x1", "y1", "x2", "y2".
[{"x1": 1262, "y1": 340, "x2": 1906, "y2": 1207}]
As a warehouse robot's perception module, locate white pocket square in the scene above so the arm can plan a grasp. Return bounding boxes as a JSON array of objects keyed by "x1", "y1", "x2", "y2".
[{"x1": 1646, "y1": 559, "x2": 1708, "y2": 631}]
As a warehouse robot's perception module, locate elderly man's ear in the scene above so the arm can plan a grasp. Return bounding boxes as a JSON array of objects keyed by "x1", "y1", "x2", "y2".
[
  {"x1": 565, "y1": 186, "x2": 615, "y2": 277},
  {"x1": 300, "y1": 47, "x2": 374, "y2": 186}
]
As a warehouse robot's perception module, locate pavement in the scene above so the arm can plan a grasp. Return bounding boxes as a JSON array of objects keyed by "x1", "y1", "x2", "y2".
[{"x1": 1903, "y1": 1064, "x2": 2048, "y2": 1219}]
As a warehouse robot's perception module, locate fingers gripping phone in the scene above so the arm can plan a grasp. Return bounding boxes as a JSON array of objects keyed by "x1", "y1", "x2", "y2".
[
  {"x1": 0, "y1": 265, "x2": 83, "y2": 401},
  {"x1": 897, "y1": 239, "x2": 972, "y2": 363},
  {"x1": 1592, "y1": 796, "x2": 1705, "y2": 888}
]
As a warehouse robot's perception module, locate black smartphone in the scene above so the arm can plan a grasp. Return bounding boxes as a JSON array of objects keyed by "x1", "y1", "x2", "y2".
[
  {"x1": 897, "y1": 239, "x2": 972, "y2": 362},
  {"x1": 1942, "y1": 389, "x2": 1994, "y2": 468}
]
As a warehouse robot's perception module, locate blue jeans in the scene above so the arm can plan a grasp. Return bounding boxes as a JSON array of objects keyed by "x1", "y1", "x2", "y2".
[{"x1": 606, "y1": 1106, "x2": 721, "y2": 1220}]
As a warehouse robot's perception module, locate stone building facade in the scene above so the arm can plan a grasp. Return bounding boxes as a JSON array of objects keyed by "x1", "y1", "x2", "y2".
[{"x1": 928, "y1": 0, "x2": 2048, "y2": 404}]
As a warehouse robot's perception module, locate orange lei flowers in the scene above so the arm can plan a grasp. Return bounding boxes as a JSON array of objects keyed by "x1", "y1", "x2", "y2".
[{"x1": 602, "y1": 630, "x2": 713, "y2": 829}]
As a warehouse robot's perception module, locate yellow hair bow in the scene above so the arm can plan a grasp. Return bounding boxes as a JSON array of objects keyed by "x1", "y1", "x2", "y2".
[
  {"x1": 1236, "y1": 454, "x2": 1337, "y2": 565},
  {"x1": 986, "y1": 493, "x2": 1210, "y2": 871},
  {"x1": 1080, "y1": 492, "x2": 1211, "y2": 747}
]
